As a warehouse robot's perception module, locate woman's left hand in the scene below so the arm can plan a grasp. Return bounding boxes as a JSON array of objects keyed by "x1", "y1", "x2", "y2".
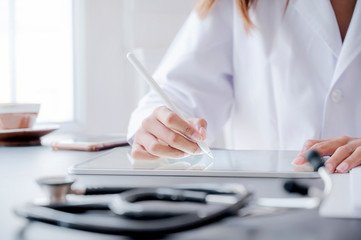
[{"x1": 293, "y1": 136, "x2": 361, "y2": 173}]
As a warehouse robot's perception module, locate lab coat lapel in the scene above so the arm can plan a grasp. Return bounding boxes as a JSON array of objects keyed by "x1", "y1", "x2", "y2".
[
  {"x1": 332, "y1": 0, "x2": 361, "y2": 83},
  {"x1": 292, "y1": 0, "x2": 342, "y2": 58}
]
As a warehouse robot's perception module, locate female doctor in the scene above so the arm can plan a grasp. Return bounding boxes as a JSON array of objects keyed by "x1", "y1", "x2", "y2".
[{"x1": 127, "y1": 0, "x2": 361, "y2": 174}]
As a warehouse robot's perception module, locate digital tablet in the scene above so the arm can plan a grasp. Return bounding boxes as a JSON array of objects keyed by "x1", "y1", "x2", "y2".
[{"x1": 69, "y1": 147, "x2": 318, "y2": 178}]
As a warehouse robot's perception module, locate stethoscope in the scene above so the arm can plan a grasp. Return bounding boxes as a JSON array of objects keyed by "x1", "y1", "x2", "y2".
[
  {"x1": 284, "y1": 150, "x2": 332, "y2": 199},
  {"x1": 15, "y1": 150, "x2": 331, "y2": 237}
]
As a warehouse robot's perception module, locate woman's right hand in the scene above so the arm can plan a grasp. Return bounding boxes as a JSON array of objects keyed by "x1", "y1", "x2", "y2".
[{"x1": 131, "y1": 106, "x2": 208, "y2": 160}]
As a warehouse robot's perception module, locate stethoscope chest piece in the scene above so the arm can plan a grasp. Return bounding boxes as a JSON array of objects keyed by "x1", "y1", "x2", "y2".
[{"x1": 36, "y1": 176, "x2": 76, "y2": 203}]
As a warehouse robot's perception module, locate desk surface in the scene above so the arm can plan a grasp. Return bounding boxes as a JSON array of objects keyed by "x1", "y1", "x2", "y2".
[{"x1": 1, "y1": 146, "x2": 360, "y2": 240}]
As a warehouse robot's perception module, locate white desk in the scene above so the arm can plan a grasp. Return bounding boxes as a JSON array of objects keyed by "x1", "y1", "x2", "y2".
[{"x1": 1, "y1": 146, "x2": 361, "y2": 240}]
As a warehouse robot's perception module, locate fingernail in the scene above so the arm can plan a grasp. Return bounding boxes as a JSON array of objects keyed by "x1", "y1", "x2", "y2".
[
  {"x1": 325, "y1": 163, "x2": 333, "y2": 173},
  {"x1": 336, "y1": 162, "x2": 349, "y2": 173},
  {"x1": 292, "y1": 156, "x2": 305, "y2": 165},
  {"x1": 191, "y1": 132, "x2": 203, "y2": 141},
  {"x1": 199, "y1": 127, "x2": 207, "y2": 139}
]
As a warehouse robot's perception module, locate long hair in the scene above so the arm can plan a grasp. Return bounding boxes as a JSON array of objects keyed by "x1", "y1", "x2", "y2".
[{"x1": 196, "y1": 0, "x2": 289, "y2": 32}]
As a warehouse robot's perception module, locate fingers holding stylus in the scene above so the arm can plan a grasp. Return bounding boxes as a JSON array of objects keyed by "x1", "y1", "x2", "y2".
[
  {"x1": 132, "y1": 106, "x2": 208, "y2": 160},
  {"x1": 131, "y1": 142, "x2": 160, "y2": 160},
  {"x1": 134, "y1": 128, "x2": 187, "y2": 159},
  {"x1": 142, "y1": 115, "x2": 202, "y2": 155},
  {"x1": 154, "y1": 106, "x2": 207, "y2": 142}
]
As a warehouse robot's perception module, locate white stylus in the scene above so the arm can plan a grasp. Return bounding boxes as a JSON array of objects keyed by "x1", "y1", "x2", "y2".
[{"x1": 127, "y1": 52, "x2": 214, "y2": 159}]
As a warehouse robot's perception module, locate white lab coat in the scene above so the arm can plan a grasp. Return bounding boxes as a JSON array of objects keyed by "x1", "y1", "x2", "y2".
[{"x1": 128, "y1": 0, "x2": 361, "y2": 150}]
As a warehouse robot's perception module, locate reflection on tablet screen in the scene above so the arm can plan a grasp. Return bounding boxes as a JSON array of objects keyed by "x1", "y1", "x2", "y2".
[
  {"x1": 70, "y1": 147, "x2": 316, "y2": 176},
  {"x1": 130, "y1": 154, "x2": 212, "y2": 170}
]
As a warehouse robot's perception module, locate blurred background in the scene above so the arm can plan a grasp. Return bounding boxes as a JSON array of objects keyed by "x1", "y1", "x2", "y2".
[{"x1": 0, "y1": 0, "x2": 196, "y2": 135}]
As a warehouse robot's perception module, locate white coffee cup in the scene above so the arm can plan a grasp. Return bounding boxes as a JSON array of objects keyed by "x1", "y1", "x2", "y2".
[{"x1": 0, "y1": 103, "x2": 41, "y2": 130}]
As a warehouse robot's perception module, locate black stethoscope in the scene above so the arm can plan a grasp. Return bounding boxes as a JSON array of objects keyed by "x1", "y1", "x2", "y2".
[
  {"x1": 15, "y1": 184, "x2": 252, "y2": 236},
  {"x1": 15, "y1": 150, "x2": 331, "y2": 237}
]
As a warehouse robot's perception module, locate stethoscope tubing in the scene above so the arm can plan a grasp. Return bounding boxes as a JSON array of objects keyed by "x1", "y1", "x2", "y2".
[{"x1": 15, "y1": 190, "x2": 252, "y2": 236}]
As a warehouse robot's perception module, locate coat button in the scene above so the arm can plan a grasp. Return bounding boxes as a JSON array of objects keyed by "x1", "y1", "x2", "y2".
[{"x1": 331, "y1": 89, "x2": 343, "y2": 103}]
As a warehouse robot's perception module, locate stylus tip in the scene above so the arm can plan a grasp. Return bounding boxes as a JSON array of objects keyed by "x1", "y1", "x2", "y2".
[{"x1": 207, "y1": 151, "x2": 214, "y2": 159}]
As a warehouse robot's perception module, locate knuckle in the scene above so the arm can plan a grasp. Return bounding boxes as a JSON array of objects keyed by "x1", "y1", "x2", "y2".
[
  {"x1": 311, "y1": 142, "x2": 325, "y2": 152},
  {"x1": 355, "y1": 146, "x2": 361, "y2": 153},
  {"x1": 318, "y1": 144, "x2": 328, "y2": 152},
  {"x1": 304, "y1": 139, "x2": 316, "y2": 148},
  {"x1": 337, "y1": 145, "x2": 354, "y2": 154},
  {"x1": 141, "y1": 117, "x2": 153, "y2": 130},
  {"x1": 164, "y1": 112, "x2": 177, "y2": 125},
  {"x1": 184, "y1": 126, "x2": 195, "y2": 136},
  {"x1": 168, "y1": 133, "x2": 179, "y2": 145},
  {"x1": 148, "y1": 142, "x2": 161, "y2": 154},
  {"x1": 307, "y1": 140, "x2": 322, "y2": 149},
  {"x1": 339, "y1": 136, "x2": 350, "y2": 143}
]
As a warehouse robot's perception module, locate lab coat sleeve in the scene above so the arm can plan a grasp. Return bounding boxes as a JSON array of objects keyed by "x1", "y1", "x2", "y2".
[{"x1": 127, "y1": 0, "x2": 234, "y2": 145}]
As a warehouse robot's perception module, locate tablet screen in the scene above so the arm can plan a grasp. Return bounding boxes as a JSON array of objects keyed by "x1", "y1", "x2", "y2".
[{"x1": 69, "y1": 147, "x2": 318, "y2": 178}]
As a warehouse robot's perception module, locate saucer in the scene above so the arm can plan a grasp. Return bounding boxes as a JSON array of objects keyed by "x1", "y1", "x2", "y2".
[{"x1": 0, "y1": 124, "x2": 59, "y2": 146}]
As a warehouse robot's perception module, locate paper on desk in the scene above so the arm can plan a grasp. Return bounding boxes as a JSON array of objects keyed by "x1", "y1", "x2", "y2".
[
  {"x1": 319, "y1": 172, "x2": 361, "y2": 219},
  {"x1": 350, "y1": 166, "x2": 361, "y2": 211}
]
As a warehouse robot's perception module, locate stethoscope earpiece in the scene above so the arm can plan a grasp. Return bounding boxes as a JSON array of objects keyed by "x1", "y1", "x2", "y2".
[
  {"x1": 306, "y1": 150, "x2": 324, "y2": 171},
  {"x1": 285, "y1": 150, "x2": 332, "y2": 199}
]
